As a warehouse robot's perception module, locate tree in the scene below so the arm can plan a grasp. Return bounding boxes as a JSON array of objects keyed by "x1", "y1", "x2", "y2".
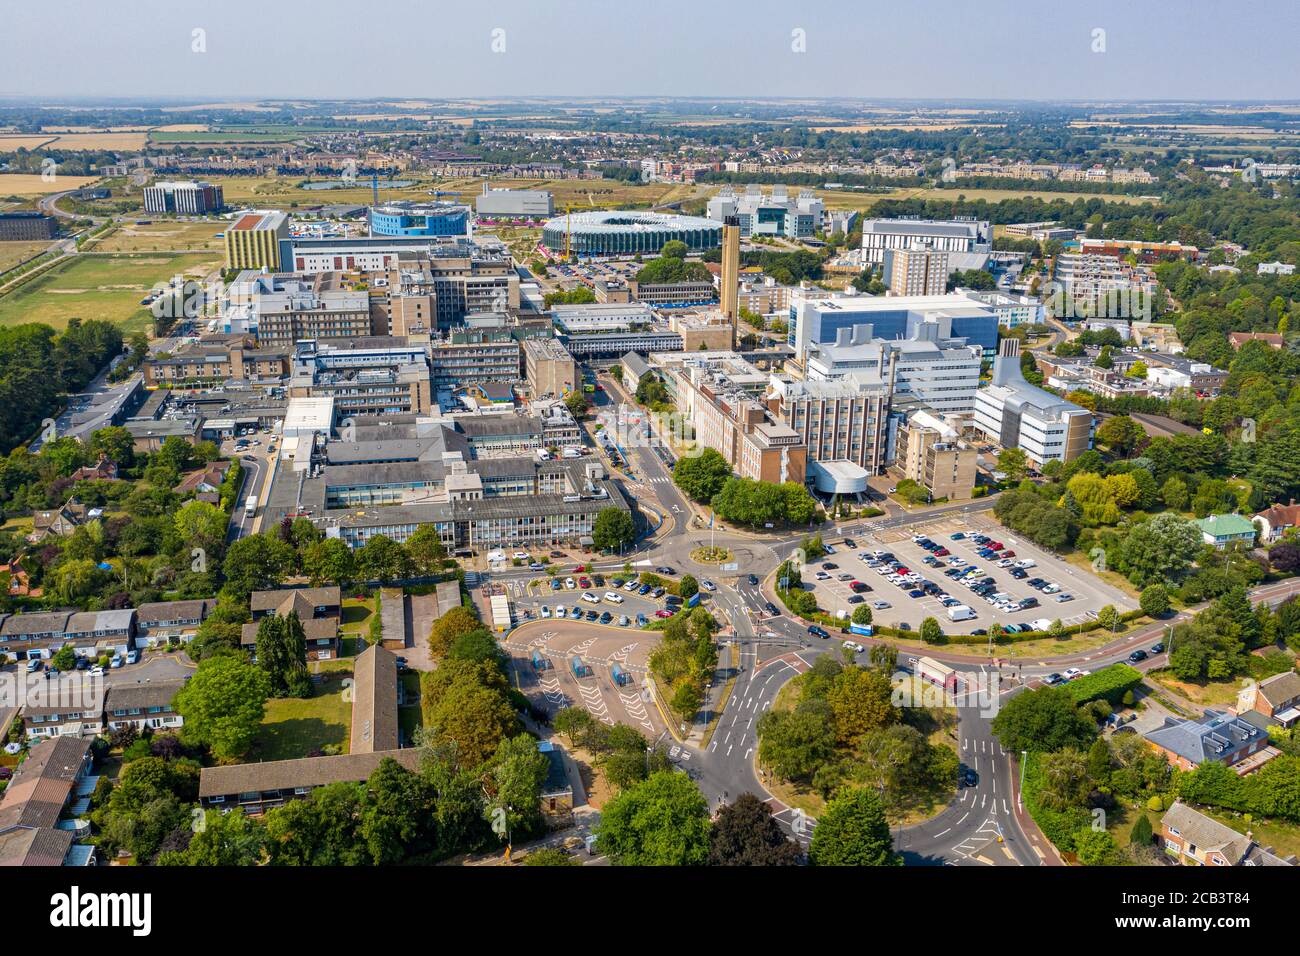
[
  {"x1": 990, "y1": 686, "x2": 1096, "y2": 754},
  {"x1": 1116, "y1": 513, "x2": 1203, "y2": 588},
  {"x1": 484, "y1": 734, "x2": 550, "y2": 842},
  {"x1": 851, "y1": 605, "x2": 873, "y2": 627},
  {"x1": 826, "y1": 667, "x2": 898, "y2": 746},
  {"x1": 222, "y1": 533, "x2": 296, "y2": 598},
  {"x1": 175, "y1": 654, "x2": 271, "y2": 761},
  {"x1": 672, "y1": 448, "x2": 732, "y2": 503},
  {"x1": 523, "y1": 847, "x2": 580, "y2": 866},
  {"x1": 404, "y1": 525, "x2": 446, "y2": 575},
  {"x1": 1074, "y1": 827, "x2": 1120, "y2": 866},
  {"x1": 1160, "y1": 475, "x2": 1190, "y2": 511},
  {"x1": 592, "y1": 507, "x2": 635, "y2": 552},
  {"x1": 357, "y1": 534, "x2": 410, "y2": 583},
  {"x1": 161, "y1": 808, "x2": 267, "y2": 866},
  {"x1": 678, "y1": 574, "x2": 699, "y2": 600},
  {"x1": 552, "y1": 707, "x2": 597, "y2": 749},
  {"x1": 998, "y1": 447, "x2": 1029, "y2": 482},
  {"x1": 256, "y1": 612, "x2": 310, "y2": 698},
  {"x1": 708, "y1": 792, "x2": 801, "y2": 865},
  {"x1": 808, "y1": 788, "x2": 899, "y2": 866},
  {"x1": 302, "y1": 538, "x2": 356, "y2": 587},
  {"x1": 428, "y1": 605, "x2": 481, "y2": 659},
  {"x1": 51, "y1": 644, "x2": 78, "y2": 671},
  {"x1": 563, "y1": 390, "x2": 589, "y2": 420},
  {"x1": 1096, "y1": 415, "x2": 1144, "y2": 456},
  {"x1": 1139, "y1": 583, "x2": 1171, "y2": 618},
  {"x1": 920, "y1": 616, "x2": 944, "y2": 644},
  {"x1": 1130, "y1": 813, "x2": 1154, "y2": 847},
  {"x1": 595, "y1": 771, "x2": 711, "y2": 866},
  {"x1": 358, "y1": 757, "x2": 436, "y2": 864},
  {"x1": 757, "y1": 705, "x2": 837, "y2": 782},
  {"x1": 426, "y1": 679, "x2": 519, "y2": 768}
]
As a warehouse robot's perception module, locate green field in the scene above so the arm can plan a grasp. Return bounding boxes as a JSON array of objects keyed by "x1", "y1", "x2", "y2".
[
  {"x1": 0, "y1": 251, "x2": 222, "y2": 333},
  {"x1": 253, "y1": 671, "x2": 353, "y2": 761},
  {"x1": 94, "y1": 221, "x2": 225, "y2": 253},
  {"x1": 0, "y1": 240, "x2": 56, "y2": 275}
]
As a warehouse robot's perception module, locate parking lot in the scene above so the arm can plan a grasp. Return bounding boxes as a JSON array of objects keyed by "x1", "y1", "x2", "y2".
[
  {"x1": 797, "y1": 513, "x2": 1135, "y2": 636},
  {"x1": 505, "y1": 622, "x2": 665, "y2": 737},
  {"x1": 496, "y1": 564, "x2": 695, "y2": 630}
]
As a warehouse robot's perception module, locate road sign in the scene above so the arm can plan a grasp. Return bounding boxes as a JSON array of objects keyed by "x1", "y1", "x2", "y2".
[{"x1": 721, "y1": 562, "x2": 738, "y2": 572}]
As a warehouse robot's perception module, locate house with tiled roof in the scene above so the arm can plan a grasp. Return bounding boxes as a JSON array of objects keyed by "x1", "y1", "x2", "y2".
[
  {"x1": 242, "y1": 586, "x2": 341, "y2": 661},
  {"x1": 1160, "y1": 801, "x2": 1295, "y2": 867},
  {"x1": 1252, "y1": 499, "x2": 1300, "y2": 543},
  {"x1": 1143, "y1": 710, "x2": 1276, "y2": 774},
  {"x1": 0, "y1": 736, "x2": 96, "y2": 867},
  {"x1": 0, "y1": 612, "x2": 73, "y2": 662},
  {"x1": 1228, "y1": 331, "x2": 1284, "y2": 350},
  {"x1": 104, "y1": 680, "x2": 186, "y2": 734},
  {"x1": 135, "y1": 599, "x2": 214, "y2": 645},
  {"x1": 23, "y1": 685, "x2": 106, "y2": 740},
  {"x1": 350, "y1": 644, "x2": 399, "y2": 754},
  {"x1": 1237, "y1": 671, "x2": 1300, "y2": 729},
  {"x1": 27, "y1": 500, "x2": 90, "y2": 544}
]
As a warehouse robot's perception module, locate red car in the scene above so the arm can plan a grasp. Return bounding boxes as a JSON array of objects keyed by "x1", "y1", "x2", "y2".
[
  {"x1": 895, "y1": 566, "x2": 910, "y2": 575},
  {"x1": 573, "y1": 564, "x2": 586, "y2": 573},
  {"x1": 655, "y1": 609, "x2": 674, "y2": 619},
  {"x1": 999, "y1": 550, "x2": 1016, "y2": 559},
  {"x1": 578, "y1": 576, "x2": 592, "y2": 589},
  {"x1": 988, "y1": 542, "x2": 1004, "y2": 552},
  {"x1": 934, "y1": 548, "x2": 950, "y2": 557}
]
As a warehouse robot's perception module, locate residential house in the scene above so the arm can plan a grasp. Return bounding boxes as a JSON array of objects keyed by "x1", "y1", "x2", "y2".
[
  {"x1": 22, "y1": 685, "x2": 106, "y2": 740},
  {"x1": 242, "y1": 586, "x2": 342, "y2": 661},
  {"x1": 70, "y1": 458, "x2": 118, "y2": 482},
  {"x1": 198, "y1": 749, "x2": 423, "y2": 814},
  {"x1": 135, "y1": 599, "x2": 214, "y2": 645},
  {"x1": 27, "y1": 500, "x2": 90, "y2": 544},
  {"x1": 1236, "y1": 671, "x2": 1300, "y2": 729},
  {"x1": 1143, "y1": 710, "x2": 1276, "y2": 774},
  {"x1": 63, "y1": 610, "x2": 136, "y2": 659},
  {"x1": 0, "y1": 612, "x2": 73, "y2": 661},
  {"x1": 1194, "y1": 513, "x2": 1258, "y2": 549},
  {"x1": 1252, "y1": 500, "x2": 1300, "y2": 543},
  {"x1": 104, "y1": 680, "x2": 186, "y2": 734},
  {"x1": 1160, "y1": 801, "x2": 1295, "y2": 866},
  {"x1": 1228, "y1": 332, "x2": 1284, "y2": 350},
  {"x1": 0, "y1": 736, "x2": 97, "y2": 866},
  {"x1": 350, "y1": 643, "x2": 399, "y2": 754},
  {"x1": 173, "y1": 461, "x2": 232, "y2": 500}
]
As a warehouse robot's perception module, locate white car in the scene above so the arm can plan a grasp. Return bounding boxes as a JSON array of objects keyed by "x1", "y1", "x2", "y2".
[
  {"x1": 564, "y1": 577, "x2": 576, "y2": 589},
  {"x1": 949, "y1": 557, "x2": 966, "y2": 566},
  {"x1": 540, "y1": 605, "x2": 552, "y2": 618},
  {"x1": 554, "y1": 605, "x2": 566, "y2": 618},
  {"x1": 816, "y1": 571, "x2": 831, "y2": 581},
  {"x1": 623, "y1": 579, "x2": 639, "y2": 592},
  {"x1": 842, "y1": 641, "x2": 866, "y2": 654},
  {"x1": 1042, "y1": 583, "x2": 1061, "y2": 594},
  {"x1": 512, "y1": 551, "x2": 530, "y2": 560},
  {"x1": 1063, "y1": 667, "x2": 1083, "y2": 680},
  {"x1": 89, "y1": 666, "x2": 105, "y2": 678},
  {"x1": 997, "y1": 559, "x2": 1014, "y2": 568},
  {"x1": 872, "y1": 601, "x2": 892, "y2": 610},
  {"x1": 581, "y1": 592, "x2": 601, "y2": 605}
]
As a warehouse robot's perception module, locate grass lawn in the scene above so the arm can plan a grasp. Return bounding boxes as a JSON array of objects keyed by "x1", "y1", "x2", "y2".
[
  {"x1": 0, "y1": 251, "x2": 221, "y2": 332},
  {"x1": 0, "y1": 240, "x2": 56, "y2": 274},
  {"x1": 0, "y1": 173, "x2": 101, "y2": 198},
  {"x1": 1201, "y1": 806, "x2": 1300, "y2": 859},
  {"x1": 340, "y1": 596, "x2": 376, "y2": 634},
  {"x1": 1145, "y1": 669, "x2": 1244, "y2": 708},
  {"x1": 94, "y1": 221, "x2": 226, "y2": 254},
  {"x1": 252, "y1": 671, "x2": 352, "y2": 760}
]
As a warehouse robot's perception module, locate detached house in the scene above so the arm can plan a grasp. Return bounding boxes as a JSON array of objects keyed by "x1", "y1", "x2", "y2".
[
  {"x1": 243, "y1": 586, "x2": 342, "y2": 661},
  {"x1": 1161, "y1": 801, "x2": 1295, "y2": 867},
  {"x1": 27, "y1": 500, "x2": 91, "y2": 544},
  {"x1": 1144, "y1": 710, "x2": 1277, "y2": 775},
  {"x1": 1237, "y1": 671, "x2": 1300, "y2": 729},
  {"x1": 1252, "y1": 500, "x2": 1300, "y2": 543},
  {"x1": 1194, "y1": 513, "x2": 1258, "y2": 549}
]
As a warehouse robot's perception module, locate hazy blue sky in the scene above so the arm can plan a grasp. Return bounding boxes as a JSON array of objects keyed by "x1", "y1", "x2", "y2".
[{"x1": 3, "y1": 0, "x2": 1298, "y2": 102}]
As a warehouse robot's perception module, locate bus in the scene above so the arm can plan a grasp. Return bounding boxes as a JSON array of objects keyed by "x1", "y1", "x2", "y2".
[{"x1": 244, "y1": 494, "x2": 257, "y2": 519}]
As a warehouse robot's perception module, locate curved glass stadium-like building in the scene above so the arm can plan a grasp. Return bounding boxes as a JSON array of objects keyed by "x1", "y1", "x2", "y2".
[{"x1": 541, "y1": 210, "x2": 722, "y2": 256}]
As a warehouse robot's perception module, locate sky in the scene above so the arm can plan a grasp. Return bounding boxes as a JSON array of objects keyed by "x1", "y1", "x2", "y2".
[{"x1": 2, "y1": 0, "x2": 1299, "y2": 103}]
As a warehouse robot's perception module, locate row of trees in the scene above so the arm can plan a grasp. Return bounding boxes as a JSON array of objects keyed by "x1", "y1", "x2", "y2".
[{"x1": 672, "y1": 447, "x2": 820, "y2": 529}]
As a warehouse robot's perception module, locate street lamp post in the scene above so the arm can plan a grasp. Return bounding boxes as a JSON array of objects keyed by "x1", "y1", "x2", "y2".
[{"x1": 1018, "y1": 750, "x2": 1027, "y2": 812}]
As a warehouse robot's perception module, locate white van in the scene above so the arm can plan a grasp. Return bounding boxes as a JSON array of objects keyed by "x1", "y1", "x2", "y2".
[
  {"x1": 1014, "y1": 559, "x2": 1036, "y2": 569},
  {"x1": 562, "y1": 446, "x2": 583, "y2": 459},
  {"x1": 536, "y1": 449, "x2": 551, "y2": 462},
  {"x1": 946, "y1": 604, "x2": 977, "y2": 622}
]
